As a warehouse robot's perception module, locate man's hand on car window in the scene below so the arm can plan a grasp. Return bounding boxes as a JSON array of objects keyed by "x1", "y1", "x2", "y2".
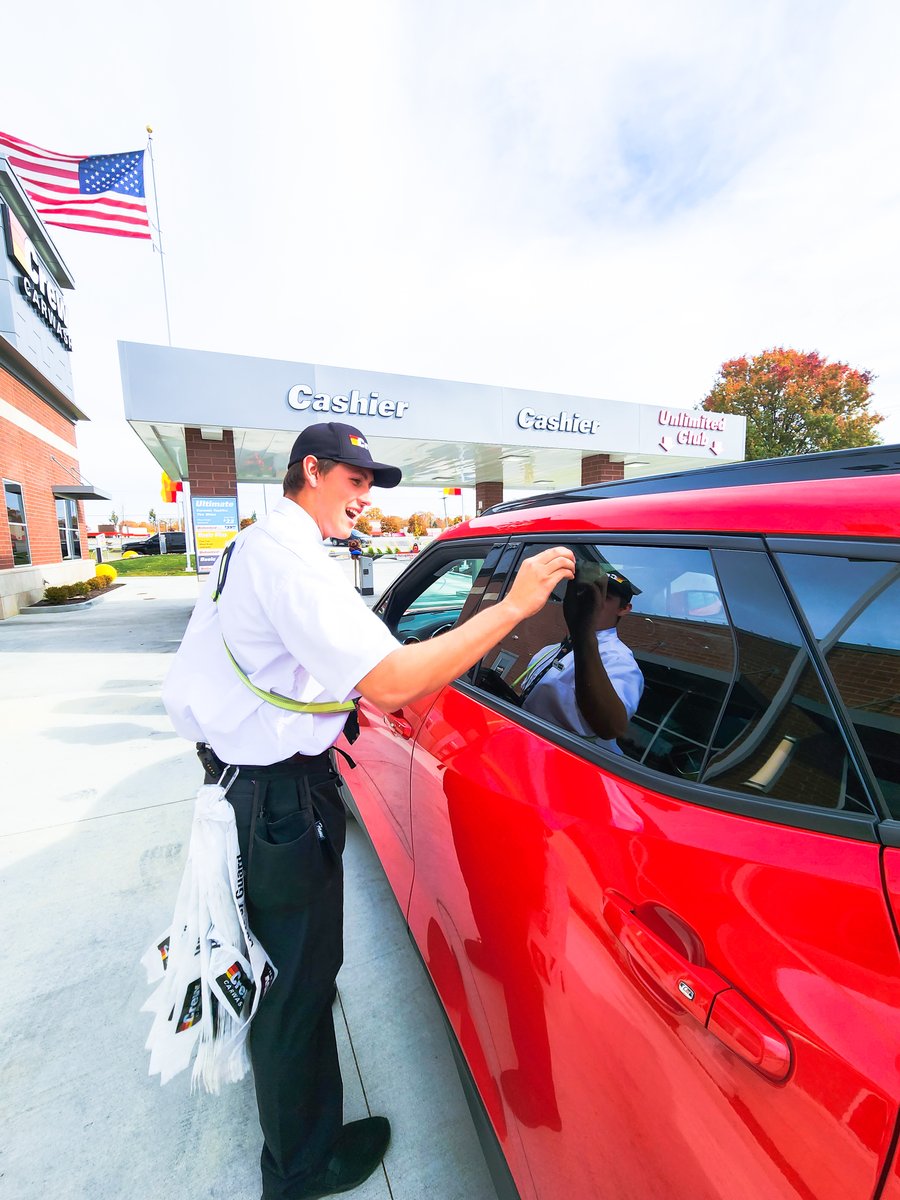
[
  {"x1": 506, "y1": 548, "x2": 576, "y2": 621},
  {"x1": 563, "y1": 576, "x2": 606, "y2": 640}
]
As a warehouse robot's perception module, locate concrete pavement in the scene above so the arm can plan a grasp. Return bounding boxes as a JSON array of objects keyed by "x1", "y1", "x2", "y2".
[{"x1": 0, "y1": 566, "x2": 496, "y2": 1200}]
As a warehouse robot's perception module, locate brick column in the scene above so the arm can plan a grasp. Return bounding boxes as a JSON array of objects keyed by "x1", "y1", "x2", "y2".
[
  {"x1": 475, "y1": 480, "x2": 503, "y2": 515},
  {"x1": 185, "y1": 427, "x2": 238, "y2": 497},
  {"x1": 581, "y1": 454, "x2": 624, "y2": 485}
]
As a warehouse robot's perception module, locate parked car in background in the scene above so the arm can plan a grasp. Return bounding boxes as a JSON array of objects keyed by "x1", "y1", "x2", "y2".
[
  {"x1": 338, "y1": 444, "x2": 900, "y2": 1200},
  {"x1": 329, "y1": 528, "x2": 372, "y2": 547},
  {"x1": 126, "y1": 532, "x2": 187, "y2": 556}
]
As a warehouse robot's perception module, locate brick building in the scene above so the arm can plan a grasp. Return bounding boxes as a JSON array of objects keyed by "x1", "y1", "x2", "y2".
[{"x1": 0, "y1": 154, "x2": 107, "y2": 618}]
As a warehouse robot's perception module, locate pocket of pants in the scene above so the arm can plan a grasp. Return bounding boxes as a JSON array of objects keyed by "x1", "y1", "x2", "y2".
[{"x1": 249, "y1": 807, "x2": 339, "y2": 913}]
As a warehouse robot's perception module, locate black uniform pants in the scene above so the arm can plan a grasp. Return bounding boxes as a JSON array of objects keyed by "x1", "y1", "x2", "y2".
[{"x1": 199, "y1": 747, "x2": 347, "y2": 1200}]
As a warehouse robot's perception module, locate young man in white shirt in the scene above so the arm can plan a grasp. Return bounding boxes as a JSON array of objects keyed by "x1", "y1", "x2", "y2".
[{"x1": 163, "y1": 422, "x2": 575, "y2": 1200}]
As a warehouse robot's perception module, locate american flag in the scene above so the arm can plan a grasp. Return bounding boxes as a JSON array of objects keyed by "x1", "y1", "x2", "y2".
[{"x1": 0, "y1": 129, "x2": 151, "y2": 240}]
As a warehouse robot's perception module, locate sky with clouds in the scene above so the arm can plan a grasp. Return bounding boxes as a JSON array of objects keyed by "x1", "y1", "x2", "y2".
[{"x1": 5, "y1": 0, "x2": 899, "y2": 524}]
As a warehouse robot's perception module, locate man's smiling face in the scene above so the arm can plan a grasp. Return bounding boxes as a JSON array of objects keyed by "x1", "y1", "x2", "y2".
[{"x1": 308, "y1": 459, "x2": 374, "y2": 540}]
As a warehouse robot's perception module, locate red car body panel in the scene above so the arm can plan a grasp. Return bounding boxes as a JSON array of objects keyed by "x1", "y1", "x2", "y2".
[
  {"x1": 340, "y1": 464, "x2": 900, "y2": 1200},
  {"x1": 341, "y1": 693, "x2": 436, "y2": 909},
  {"x1": 401, "y1": 689, "x2": 900, "y2": 1200},
  {"x1": 443, "y1": 474, "x2": 900, "y2": 542}
]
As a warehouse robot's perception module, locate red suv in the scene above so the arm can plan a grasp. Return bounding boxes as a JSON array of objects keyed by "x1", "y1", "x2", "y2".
[{"x1": 338, "y1": 445, "x2": 900, "y2": 1200}]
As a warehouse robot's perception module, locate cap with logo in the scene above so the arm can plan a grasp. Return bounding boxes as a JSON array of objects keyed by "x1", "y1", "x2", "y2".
[
  {"x1": 288, "y1": 422, "x2": 402, "y2": 489},
  {"x1": 574, "y1": 559, "x2": 642, "y2": 602},
  {"x1": 604, "y1": 569, "x2": 641, "y2": 605}
]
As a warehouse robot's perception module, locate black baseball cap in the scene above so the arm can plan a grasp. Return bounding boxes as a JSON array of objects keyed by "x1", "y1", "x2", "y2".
[
  {"x1": 604, "y1": 569, "x2": 641, "y2": 605},
  {"x1": 288, "y1": 422, "x2": 402, "y2": 489}
]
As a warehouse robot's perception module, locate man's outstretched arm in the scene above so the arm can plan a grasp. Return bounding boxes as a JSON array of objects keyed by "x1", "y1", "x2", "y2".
[{"x1": 357, "y1": 547, "x2": 576, "y2": 710}]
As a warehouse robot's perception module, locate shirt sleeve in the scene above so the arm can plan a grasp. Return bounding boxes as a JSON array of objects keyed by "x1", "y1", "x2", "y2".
[{"x1": 602, "y1": 648, "x2": 644, "y2": 720}]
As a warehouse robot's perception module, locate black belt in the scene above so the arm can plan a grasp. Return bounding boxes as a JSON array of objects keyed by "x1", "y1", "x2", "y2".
[{"x1": 196, "y1": 743, "x2": 331, "y2": 779}]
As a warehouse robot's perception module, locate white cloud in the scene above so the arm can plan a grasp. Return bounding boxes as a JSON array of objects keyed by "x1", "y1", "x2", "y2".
[{"x1": 5, "y1": 0, "x2": 897, "y2": 526}]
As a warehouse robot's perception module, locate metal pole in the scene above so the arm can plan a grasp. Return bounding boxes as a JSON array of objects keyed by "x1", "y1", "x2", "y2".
[
  {"x1": 181, "y1": 486, "x2": 196, "y2": 573},
  {"x1": 145, "y1": 127, "x2": 172, "y2": 346}
]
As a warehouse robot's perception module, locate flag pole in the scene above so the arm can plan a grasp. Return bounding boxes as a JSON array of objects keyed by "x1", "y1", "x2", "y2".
[{"x1": 145, "y1": 126, "x2": 172, "y2": 347}]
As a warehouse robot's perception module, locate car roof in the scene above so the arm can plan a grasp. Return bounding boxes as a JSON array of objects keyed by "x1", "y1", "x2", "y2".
[
  {"x1": 443, "y1": 445, "x2": 900, "y2": 542},
  {"x1": 484, "y1": 442, "x2": 900, "y2": 512}
]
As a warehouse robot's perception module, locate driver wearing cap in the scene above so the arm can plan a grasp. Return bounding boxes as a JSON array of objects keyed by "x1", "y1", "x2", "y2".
[
  {"x1": 163, "y1": 422, "x2": 577, "y2": 1200},
  {"x1": 521, "y1": 563, "x2": 644, "y2": 755}
]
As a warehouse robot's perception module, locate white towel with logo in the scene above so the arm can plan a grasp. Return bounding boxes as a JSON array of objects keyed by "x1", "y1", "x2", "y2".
[{"x1": 140, "y1": 778, "x2": 277, "y2": 1092}]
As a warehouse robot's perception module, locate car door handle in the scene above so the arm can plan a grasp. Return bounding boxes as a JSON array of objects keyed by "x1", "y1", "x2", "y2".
[
  {"x1": 603, "y1": 893, "x2": 791, "y2": 1081},
  {"x1": 385, "y1": 712, "x2": 413, "y2": 739},
  {"x1": 603, "y1": 893, "x2": 730, "y2": 1021}
]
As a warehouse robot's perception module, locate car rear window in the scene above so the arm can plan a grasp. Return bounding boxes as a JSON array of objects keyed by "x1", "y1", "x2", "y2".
[{"x1": 777, "y1": 552, "x2": 900, "y2": 817}]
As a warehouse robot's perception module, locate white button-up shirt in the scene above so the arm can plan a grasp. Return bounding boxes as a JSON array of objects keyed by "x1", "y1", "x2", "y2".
[
  {"x1": 521, "y1": 627, "x2": 644, "y2": 755},
  {"x1": 163, "y1": 497, "x2": 400, "y2": 764}
]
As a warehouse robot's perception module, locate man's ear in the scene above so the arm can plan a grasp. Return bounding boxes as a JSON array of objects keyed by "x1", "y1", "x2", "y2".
[{"x1": 303, "y1": 455, "x2": 320, "y2": 487}]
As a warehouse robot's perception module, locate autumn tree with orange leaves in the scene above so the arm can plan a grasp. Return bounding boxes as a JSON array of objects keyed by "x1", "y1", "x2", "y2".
[{"x1": 701, "y1": 348, "x2": 882, "y2": 460}]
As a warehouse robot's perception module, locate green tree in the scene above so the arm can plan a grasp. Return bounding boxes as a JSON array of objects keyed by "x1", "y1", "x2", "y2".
[
  {"x1": 148, "y1": 508, "x2": 157, "y2": 526},
  {"x1": 701, "y1": 347, "x2": 882, "y2": 460},
  {"x1": 108, "y1": 510, "x2": 118, "y2": 528}
]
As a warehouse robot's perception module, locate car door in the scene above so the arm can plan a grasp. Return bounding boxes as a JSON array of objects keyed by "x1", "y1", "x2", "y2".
[
  {"x1": 406, "y1": 535, "x2": 900, "y2": 1200},
  {"x1": 338, "y1": 540, "x2": 504, "y2": 912}
]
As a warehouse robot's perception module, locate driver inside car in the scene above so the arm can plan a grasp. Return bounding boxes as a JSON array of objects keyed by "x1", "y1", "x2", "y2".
[{"x1": 520, "y1": 563, "x2": 644, "y2": 754}]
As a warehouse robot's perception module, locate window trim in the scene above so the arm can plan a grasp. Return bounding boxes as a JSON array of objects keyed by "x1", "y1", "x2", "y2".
[
  {"x1": 455, "y1": 530, "x2": 885, "y2": 842},
  {"x1": 765, "y1": 536, "x2": 900, "y2": 560}
]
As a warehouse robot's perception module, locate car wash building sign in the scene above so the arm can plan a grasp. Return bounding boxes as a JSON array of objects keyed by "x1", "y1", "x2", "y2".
[
  {"x1": 657, "y1": 409, "x2": 726, "y2": 455},
  {"x1": 287, "y1": 384, "x2": 410, "y2": 420},
  {"x1": 2, "y1": 203, "x2": 72, "y2": 351}
]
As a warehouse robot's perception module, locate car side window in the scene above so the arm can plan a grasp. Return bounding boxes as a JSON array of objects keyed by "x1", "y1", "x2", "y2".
[
  {"x1": 470, "y1": 541, "x2": 876, "y2": 816},
  {"x1": 777, "y1": 552, "x2": 900, "y2": 817},
  {"x1": 473, "y1": 542, "x2": 735, "y2": 771},
  {"x1": 382, "y1": 548, "x2": 490, "y2": 644},
  {"x1": 702, "y1": 551, "x2": 873, "y2": 814}
]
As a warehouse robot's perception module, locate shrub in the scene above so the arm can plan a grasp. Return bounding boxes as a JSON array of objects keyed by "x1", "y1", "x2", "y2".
[
  {"x1": 96, "y1": 563, "x2": 118, "y2": 581},
  {"x1": 43, "y1": 575, "x2": 115, "y2": 604},
  {"x1": 43, "y1": 581, "x2": 90, "y2": 604}
]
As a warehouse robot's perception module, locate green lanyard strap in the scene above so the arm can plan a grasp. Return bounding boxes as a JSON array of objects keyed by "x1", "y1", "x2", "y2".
[{"x1": 213, "y1": 539, "x2": 355, "y2": 716}]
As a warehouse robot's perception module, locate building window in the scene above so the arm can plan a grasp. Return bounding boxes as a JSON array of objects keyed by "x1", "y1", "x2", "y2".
[
  {"x1": 4, "y1": 482, "x2": 31, "y2": 566},
  {"x1": 56, "y1": 498, "x2": 82, "y2": 560}
]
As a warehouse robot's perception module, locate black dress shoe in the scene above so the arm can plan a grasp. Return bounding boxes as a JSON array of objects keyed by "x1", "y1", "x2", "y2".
[{"x1": 290, "y1": 1116, "x2": 391, "y2": 1199}]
